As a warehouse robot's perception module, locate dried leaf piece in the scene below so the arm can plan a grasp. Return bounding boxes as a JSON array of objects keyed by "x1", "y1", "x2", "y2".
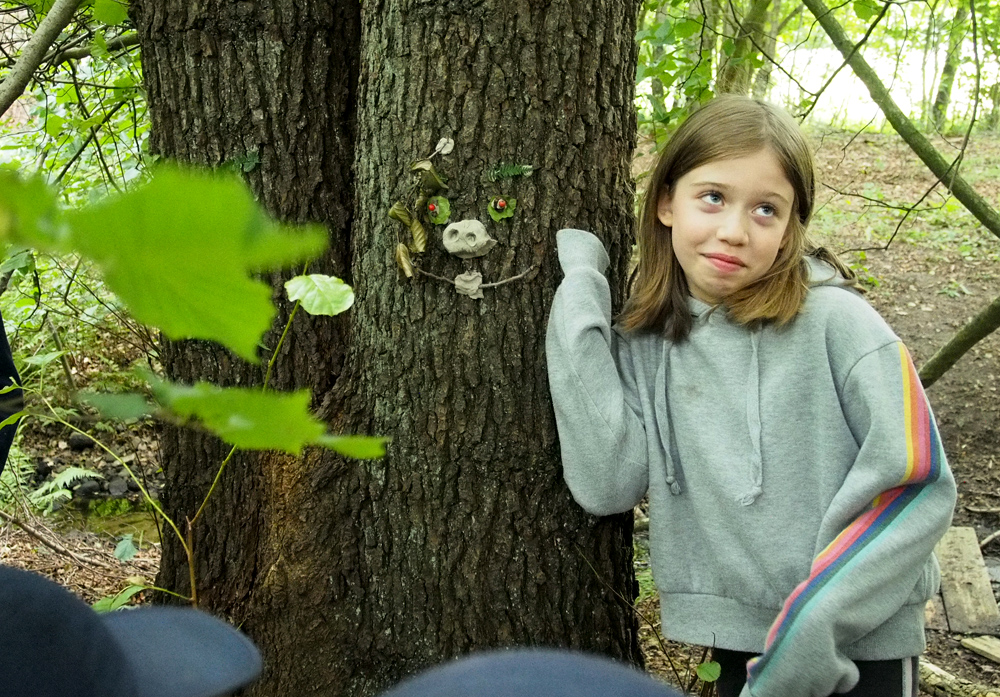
[
  {"x1": 409, "y1": 221, "x2": 427, "y2": 254},
  {"x1": 455, "y1": 271, "x2": 484, "y2": 299},
  {"x1": 388, "y1": 201, "x2": 411, "y2": 224},
  {"x1": 434, "y1": 137, "x2": 455, "y2": 156},
  {"x1": 410, "y1": 159, "x2": 448, "y2": 194},
  {"x1": 412, "y1": 194, "x2": 428, "y2": 252},
  {"x1": 388, "y1": 202, "x2": 426, "y2": 254},
  {"x1": 395, "y1": 243, "x2": 414, "y2": 278}
]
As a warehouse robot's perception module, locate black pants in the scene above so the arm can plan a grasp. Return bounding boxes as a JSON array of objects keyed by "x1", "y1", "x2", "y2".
[{"x1": 713, "y1": 649, "x2": 919, "y2": 697}]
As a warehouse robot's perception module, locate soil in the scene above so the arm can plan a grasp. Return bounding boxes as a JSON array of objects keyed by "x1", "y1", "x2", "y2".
[{"x1": 2, "y1": 128, "x2": 999, "y2": 693}]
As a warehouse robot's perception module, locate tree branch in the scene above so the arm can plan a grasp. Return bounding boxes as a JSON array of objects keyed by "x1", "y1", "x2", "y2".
[
  {"x1": 798, "y1": 0, "x2": 893, "y2": 120},
  {"x1": 802, "y1": 0, "x2": 1000, "y2": 241},
  {"x1": 0, "y1": 0, "x2": 85, "y2": 118},
  {"x1": 919, "y1": 291, "x2": 1000, "y2": 388},
  {"x1": 49, "y1": 31, "x2": 138, "y2": 64},
  {"x1": 0, "y1": 508, "x2": 115, "y2": 570}
]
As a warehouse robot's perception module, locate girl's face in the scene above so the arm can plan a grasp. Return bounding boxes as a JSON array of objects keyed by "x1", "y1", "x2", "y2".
[{"x1": 657, "y1": 148, "x2": 795, "y2": 305}]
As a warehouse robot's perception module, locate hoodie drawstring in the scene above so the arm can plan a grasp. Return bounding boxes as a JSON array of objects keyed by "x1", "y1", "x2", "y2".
[
  {"x1": 655, "y1": 343, "x2": 682, "y2": 496},
  {"x1": 740, "y1": 331, "x2": 764, "y2": 506}
]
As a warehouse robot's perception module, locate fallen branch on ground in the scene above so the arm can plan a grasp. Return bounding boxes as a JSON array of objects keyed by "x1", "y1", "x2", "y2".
[
  {"x1": 979, "y1": 529, "x2": 1000, "y2": 549},
  {"x1": 920, "y1": 660, "x2": 1000, "y2": 697},
  {"x1": 0, "y1": 508, "x2": 113, "y2": 570}
]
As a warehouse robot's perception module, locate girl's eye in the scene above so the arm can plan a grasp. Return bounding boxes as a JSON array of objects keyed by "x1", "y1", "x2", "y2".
[
  {"x1": 755, "y1": 204, "x2": 776, "y2": 217},
  {"x1": 701, "y1": 192, "x2": 723, "y2": 205}
]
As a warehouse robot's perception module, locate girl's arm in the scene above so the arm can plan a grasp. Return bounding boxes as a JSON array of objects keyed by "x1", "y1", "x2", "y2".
[
  {"x1": 545, "y1": 229, "x2": 648, "y2": 516},
  {"x1": 743, "y1": 342, "x2": 956, "y2": 697}
]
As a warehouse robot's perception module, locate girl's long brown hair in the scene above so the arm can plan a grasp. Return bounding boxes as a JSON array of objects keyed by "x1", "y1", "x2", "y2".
[{"x1": 621, "y1": 96, "x2": 852, "y2": 341}]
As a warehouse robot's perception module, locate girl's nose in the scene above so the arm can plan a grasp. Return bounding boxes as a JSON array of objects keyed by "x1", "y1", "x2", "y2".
[{"x1": 716, "y1": 213, "x2": 749, "y2": 245}]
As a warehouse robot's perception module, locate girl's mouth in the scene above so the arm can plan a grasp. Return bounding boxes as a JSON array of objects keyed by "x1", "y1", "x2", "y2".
[{"x1": 705, "y1": 253, "x2": 744, "y2": 272}]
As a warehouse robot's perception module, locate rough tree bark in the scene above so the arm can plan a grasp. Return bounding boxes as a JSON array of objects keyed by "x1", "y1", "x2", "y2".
[{"x1": 132, "y1": 2, "x2": 643, "y2": 696}]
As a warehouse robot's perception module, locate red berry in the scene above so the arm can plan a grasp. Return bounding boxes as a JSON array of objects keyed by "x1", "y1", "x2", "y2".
[
  {"x1": 496, "y1": 199, "x2": 507, "y2": 210},
  {"x1": 429, "y1": 203, "x2": 437, "y2": 212}
]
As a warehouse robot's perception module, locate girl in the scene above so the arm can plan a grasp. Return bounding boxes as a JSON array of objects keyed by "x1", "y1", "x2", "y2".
[{"x1": 546, "y1": 96, "x2": 956, "y2": 697}]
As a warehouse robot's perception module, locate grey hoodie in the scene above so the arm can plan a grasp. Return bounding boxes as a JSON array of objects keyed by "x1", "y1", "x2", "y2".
[{"x1": 546, "y1": 229, "x2": 956, "y2": 697}]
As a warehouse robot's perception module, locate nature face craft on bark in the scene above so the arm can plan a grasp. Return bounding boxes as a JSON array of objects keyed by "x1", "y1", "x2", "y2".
[{"x1": 388, "y1": 138, "x2": 536, "y2": 300}]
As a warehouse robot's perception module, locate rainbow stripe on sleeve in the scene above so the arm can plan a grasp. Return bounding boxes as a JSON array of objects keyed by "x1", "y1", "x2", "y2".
[{"x1": 747, "y1": 343, "x2": 943, "y2": 683}]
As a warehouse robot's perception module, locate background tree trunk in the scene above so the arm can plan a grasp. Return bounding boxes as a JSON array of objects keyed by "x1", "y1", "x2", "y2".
[
  {"x1": 931, "y1": 2, "x2": 969, "y2": 131},
  {"x1": 717, "y1": 0, "x2": 771, "y2": 94},
  {"x1": 680, "y1": 0, "x2": 719, "y2": 110},
  {"x1": 133, "y1": 1, "x2": 643, "y2": 696}
]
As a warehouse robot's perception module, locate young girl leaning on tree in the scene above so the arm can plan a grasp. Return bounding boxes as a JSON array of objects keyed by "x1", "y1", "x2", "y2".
[{"x1": 546, "y1": 95, "x2": 957, "y2": 697}]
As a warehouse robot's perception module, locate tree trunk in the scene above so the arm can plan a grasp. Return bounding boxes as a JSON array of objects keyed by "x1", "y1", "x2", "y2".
[
  {"x1": 750, "y1": 0, "x2": 785, "y2": 99},
  {"x1": 680, "y1": 0, "x2": 719, "y2": 110},
  {"x1": 931, "y1": 2, "x2": 969, "y2": 132},
  {"x1": 717, "y1": 0, "x2": 772, "y2": 95},
  {"x1": 649, "y1": 6, "x2": 668, "y2": 117},
  {"x1": 133, "y1": 2, "x2": 643, "y2": 696}
]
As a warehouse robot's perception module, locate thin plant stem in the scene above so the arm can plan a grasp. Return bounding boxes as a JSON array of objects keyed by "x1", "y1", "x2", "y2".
[
  {"x1": 139, "y1": 584, "x2": 190, "y2": 601},
  {"x1": 262, "y1": 300, "x2": 300, "y2": 390},
  {"x1": 189, "y1": 277, "x2": 305, "y2": 528},
  {"x1": 575, "y1": 545, "x2": 688, "y2": 688},
  {"x1": 185, "y1": 522, "x2": 197, "y2": 606}
]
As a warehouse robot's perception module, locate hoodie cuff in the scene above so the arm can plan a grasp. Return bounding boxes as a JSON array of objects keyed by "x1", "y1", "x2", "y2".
[{"x1": 556, "y1": 229, "x2": 610, "y2": 275}]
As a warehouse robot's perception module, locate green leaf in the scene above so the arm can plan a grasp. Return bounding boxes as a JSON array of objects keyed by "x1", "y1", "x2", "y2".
[
  {"x1": 0, "y1": 411, "x2": 26, "y2": 430},
  {"x1": 153, "y1": 380, "x2": 326, "y2": 454},
  {"x1": 93, "y1": 0, "x2": 128, "y2": 25},
  {"x1": 44, "y1": 114, "x2": 66, "y2": 139},
  {"x1": 427, "y1": 196, "x2": 450, "y2": 225},
  {"x1": 853, "y1": 1, "x2": 874, "y2": 19},
  {"x1": 23, "y1": 350, "x2": 66, "y2": 367},
  {"x1": 114, "y1": 533, "x2": 138, "y2": 561},
  {"x1": 54, "y1": 165, "x2": 327, "y2": 362},
  {"x1": 92, "y1": 584, "x2": 145, "y2": 613},
  {"x1": 488, "y1": 197, "x2": 516, "y2": 222},
  {"x1": 673, "y1": 18, "x2": 702, "y2": 39},
  {"x1": 0, "y1": 248, "x2": 33, "y2": 275},
  {"x1": 285, "y1": 274, "x2": 354, "y2": 317},
  {"x1": 27, "y1": 0, "x2": 56, "y2": 14},
  {"x1": 0, "y1": 171, "x2": 66, "y2": 249},
  {"x1": 80, "y1": 392, "x2": 153, "y2": 420},
  {"x1": 90, "y1": 31, "x2": 110, "y2": 61},
  {"x1": 314, "y1": 435, "x2": 388, "y2": 459},
  {"x1": 696, "y1": 661, "x2": 721, "y2": 683}
]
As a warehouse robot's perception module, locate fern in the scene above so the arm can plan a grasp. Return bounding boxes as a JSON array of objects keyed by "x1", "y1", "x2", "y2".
[
  {"x1": 30, "y1": 466, "x2": 103, "y2": 514},
  {"x1": 487, "y1": 163, "x2": 534, "y2": 182},
  {"x1": 0, "y1": 442, "x2": 32, "y2": 509}
]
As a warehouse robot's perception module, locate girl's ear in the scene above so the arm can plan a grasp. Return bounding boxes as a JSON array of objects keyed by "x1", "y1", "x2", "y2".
[{"x1": 657, "y1": 193, "x2": 673, "y2": 228}]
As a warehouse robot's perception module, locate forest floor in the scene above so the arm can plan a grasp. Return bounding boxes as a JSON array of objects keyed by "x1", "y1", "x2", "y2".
[{"x1": 1, "y1": 127, "x2": 999, "y2": 694}]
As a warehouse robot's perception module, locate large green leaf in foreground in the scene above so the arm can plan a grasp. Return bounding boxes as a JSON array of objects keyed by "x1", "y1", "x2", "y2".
[
  {"x1": 0, "y1": 167, "x2": 327, "y2": 362},
  {"x1": 153, "y1": 380, "x2": 387, "y2": 458}
]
